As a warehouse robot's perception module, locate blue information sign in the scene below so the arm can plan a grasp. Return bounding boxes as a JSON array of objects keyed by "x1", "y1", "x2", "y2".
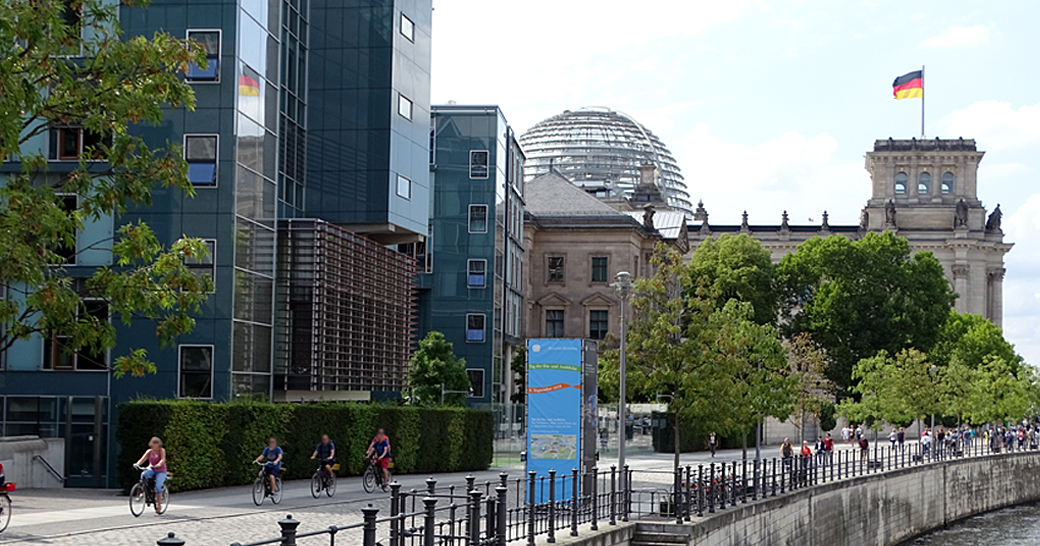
[{"x1": 526, "y1": 338, "x2": 583, "y2": 502}]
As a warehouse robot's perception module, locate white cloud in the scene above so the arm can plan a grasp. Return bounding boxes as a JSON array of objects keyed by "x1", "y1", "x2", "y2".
[
  {"x1": 921, "y1": 24, "x2": 994, "y2": 48},
  {"x1": 1002, "y1": 193, "x2": 1040, "y2": 366},
  {"x1": 940, "y1": 100, "x2": 1040, "y2": 151}
]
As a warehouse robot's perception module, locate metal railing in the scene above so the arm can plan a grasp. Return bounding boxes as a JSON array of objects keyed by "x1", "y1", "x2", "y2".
[{"x1": 31, "y1": 455, "x2": 65, "y2": 483}]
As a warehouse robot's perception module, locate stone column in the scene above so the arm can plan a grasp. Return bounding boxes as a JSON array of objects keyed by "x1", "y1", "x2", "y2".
[
  {"x1": 988, "y1": 267, "x2": 1005, "y2": 327},
  {"x1": 952, "y1": 264, "x2": 970, "y2": 314}
]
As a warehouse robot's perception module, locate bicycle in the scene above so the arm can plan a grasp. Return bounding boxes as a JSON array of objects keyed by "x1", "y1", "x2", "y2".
[
  {"x1": 0, "y1": 482, "x2": 15, "y2": 532},
  {"x1": 310, "y1": 461, "x2": 338, "y2": 498},
  {"x1": 362, "y1": 457, "x2": 392, "y2": 494},
  {"x1": 252, "y1": 461, "x2": 283, "y2": 506},
  {"x1": 130, "y1": 465, "x2": 169, "y2": 517}
]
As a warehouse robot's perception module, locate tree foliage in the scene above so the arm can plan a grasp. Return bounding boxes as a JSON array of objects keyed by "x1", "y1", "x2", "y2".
[
  {"x1": 684, "y1": 234, "x2": 779, "y2": 325},
  {"x1": 408, "y1": 331, "x2": 470, "y2": 406},
  {"x1": 785, "y1": 333, "x2": 835, "y2": 434},
  {"x1": 0, "y1": 0, "x2": 213, "y2": 376}
]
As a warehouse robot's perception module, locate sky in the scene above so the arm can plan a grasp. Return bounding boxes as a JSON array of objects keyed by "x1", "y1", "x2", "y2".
[{"x1": 429, "y1": 0, "x2": 1040, "y2": 366}]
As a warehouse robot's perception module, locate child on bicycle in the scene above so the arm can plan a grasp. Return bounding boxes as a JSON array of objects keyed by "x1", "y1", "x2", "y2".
[
  {"x1": 254, "y1": 437, "x2": 283, "y2": 493},
  {"x1": 133, "y1": 437, "x2": 168, "y2": 514}
]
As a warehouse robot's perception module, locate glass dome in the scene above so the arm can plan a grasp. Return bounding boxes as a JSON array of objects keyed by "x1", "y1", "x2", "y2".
[{"x1": 519, "y1": 107, "x2": 692, "y2": 215}]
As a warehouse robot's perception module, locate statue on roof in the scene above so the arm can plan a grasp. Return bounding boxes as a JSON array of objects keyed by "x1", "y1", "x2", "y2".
[
  {"x1": 642, "y1": 204, "x2": 656, "y2": 231},
  {"x1": 986, "y1": 205, "x2": 1002, "y2": 232},
  {"x1": 954, "y1": 199, "x2": 969, "y2": 229},
  {"x1": 859, "y1": 208, "x2": 869, "y2": 231},
  {"x1": 885, "y1": 199, "x2": 897, "y2": 227},
  {"x1": 741, "y1": 210, "x2": 749, "y2": 230}
]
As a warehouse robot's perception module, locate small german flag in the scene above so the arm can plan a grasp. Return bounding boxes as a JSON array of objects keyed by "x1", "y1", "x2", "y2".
[
  {"x1": 893, "y1": 70, "x2": 923, "y2": 100},
  {"x1": 238, "y1": 73, "x2": 260, "y2": 97}
]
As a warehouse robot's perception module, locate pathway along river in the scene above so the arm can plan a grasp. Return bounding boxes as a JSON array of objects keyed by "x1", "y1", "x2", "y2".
[{"x1": 905, "y1": 503, "x2": 1040, "y2": 545}]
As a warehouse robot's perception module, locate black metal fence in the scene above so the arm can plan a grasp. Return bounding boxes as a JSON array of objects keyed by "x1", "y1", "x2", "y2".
[{"x1": 150, "y1": 434, "x2": 1031, "y2": 546}]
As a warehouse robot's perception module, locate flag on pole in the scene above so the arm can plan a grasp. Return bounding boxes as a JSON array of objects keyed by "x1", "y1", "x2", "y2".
[{"x1": 892, "y1": 70, "x2": 923, "y2": 99}]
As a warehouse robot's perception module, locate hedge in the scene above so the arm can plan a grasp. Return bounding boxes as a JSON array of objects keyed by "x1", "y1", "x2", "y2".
[{"x1": 116, "y1": 400, "x2": 494, "y2": 492}]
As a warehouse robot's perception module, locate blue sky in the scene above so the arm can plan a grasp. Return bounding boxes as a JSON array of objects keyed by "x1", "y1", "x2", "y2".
[{"x1": 430, "y1": 0, "x2": 1040, "y2": 365}]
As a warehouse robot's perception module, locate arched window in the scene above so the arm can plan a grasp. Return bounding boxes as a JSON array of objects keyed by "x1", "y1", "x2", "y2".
[
  {"x1": 918, "y1": 171, "x2": 931, "y2": 194},
  {"x1": 895, "y1": 172, "x2": 907, "y2": 194},
  {"x1": 942, "y1": 172, "x2": 954, "y2": 194}
]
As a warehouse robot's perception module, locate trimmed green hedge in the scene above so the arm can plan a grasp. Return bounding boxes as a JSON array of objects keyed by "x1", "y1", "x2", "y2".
[{"x1": 116, "y1": 400, "x2": 494, "y2": 492}]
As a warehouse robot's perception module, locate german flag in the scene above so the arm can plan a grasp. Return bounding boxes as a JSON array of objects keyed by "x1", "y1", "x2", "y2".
[
  {"x1": 892, "y1": 70, "x2": 923, "y2": 100},
  {"x1": 238, "y1": 72, "x2": 260, "y2": 97}
]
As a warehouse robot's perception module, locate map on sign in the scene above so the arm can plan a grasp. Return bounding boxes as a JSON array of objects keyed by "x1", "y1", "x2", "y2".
[{"x1": 530, "y1": 434, "x2": 577, "y2": 460}]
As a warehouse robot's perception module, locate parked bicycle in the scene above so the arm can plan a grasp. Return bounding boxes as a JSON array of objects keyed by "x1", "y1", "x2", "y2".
[
  {"x1": 310, "y1": 462, "x2": 338, "y2": 498},
  {"x1": 362, "y1": 456, "x2": 392, "y2": 494},
  {"x1": 130, "y1": 464, "x2": 169, "y2": 517},
  {"x1": 0, "y1": 482, "x2": 14, "y2": 532},
  {"x1": 253, "y1": 461, "x2": 283, "y2": 505}
]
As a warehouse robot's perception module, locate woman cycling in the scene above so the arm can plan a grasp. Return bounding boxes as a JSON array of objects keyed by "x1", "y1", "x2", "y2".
[
  {"x1": 254, "y1": 437, "x2": 283, "y2": 494},
  {"x1": 133, "y1": 437, "x2": 168, "y2": 514}
]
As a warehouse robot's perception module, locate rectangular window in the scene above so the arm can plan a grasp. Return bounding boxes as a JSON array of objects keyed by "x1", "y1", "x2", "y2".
[
  {"x1": 398, "y1": 94, "x2": 413, "y2": 120},
  {"x1": 467, "y1": 259, "x2": 486, "y2": 288},
  {"x1": 467, "y1": 368, "x2": 485, "y2": 398},
  {"x1": 43, "y1": 301, "x2": 108, "y2": 370},
  {"x1": 184, "y1": 135, "x2": 218, "y2": 186},
  {"x1": 589, "y1": 310, "x2": 609, "y2": 340},
  {"x1": 592, "y1": 256, "x2": 609, "y2": 282},
  {"x1": 469, "y1": 150, "x2": 490, "y2": 179},
  {"x1": 185, "y1": 239, "x2": 216, "y2": 292},
  {"x1": 396, "y1": 174, "x2": 411, "y2": 199},
  {"x1": 179, "y1": 345, "x2": 214, "y2": 399},
  {"x1": 545, "y1": 310, "x2": 564, "y2": 337},
  {"x1": 49, "y1": 126, "x2": 106, "y2": 161},
  {"x1": 55, "y1": 195, "x2": 77, "y2": 264},
  {"x1": 547, "y1": 256, "x2": 564, "y2": 283},
  {"x1": 400, "y1": 13, "x2": 415, "y2": 42},
  {"x1": 466, "y1": 314, "x2": 485, "y2": 343},
  {"x1": 57, "y1": 0, "x2": 83, "y2": 56},
  {"x1": 186, "y1": 30, "x2": 220, "y2": 82},
  {"x1": 468, "y1": 204, "x2": 488, "y2": 233}
]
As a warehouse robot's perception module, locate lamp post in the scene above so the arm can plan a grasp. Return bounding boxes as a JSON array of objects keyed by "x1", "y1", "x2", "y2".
[
  {"x1": 929, "y1": 365, "x2": 938, "y2": 432},
  {"x1": 612, "y1": 271, "x2": 633, "y2": 487}
]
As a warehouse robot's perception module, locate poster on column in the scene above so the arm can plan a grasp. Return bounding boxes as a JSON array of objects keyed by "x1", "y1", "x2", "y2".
[{"x1": 526, "y1": 338, "x2": 582, "y2": 503}]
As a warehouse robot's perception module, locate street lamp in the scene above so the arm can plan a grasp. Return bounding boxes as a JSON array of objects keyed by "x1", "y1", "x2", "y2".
[
  {"x1": 929, "y1": 365, "x2": 938, "y2": 432},
  {"x1": 612, "y1": 271, "x2": 633, "y2": 487}
]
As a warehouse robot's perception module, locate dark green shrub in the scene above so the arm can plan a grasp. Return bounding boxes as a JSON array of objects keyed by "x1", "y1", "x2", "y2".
[
  {"x1": 222, "y1": 401, "x2": 293, "y2": 485},
  {"x1": 115, "y1": 400, "x2": 173, "y2": 491}
]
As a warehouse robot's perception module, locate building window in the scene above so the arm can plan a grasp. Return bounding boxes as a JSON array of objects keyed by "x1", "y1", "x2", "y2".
[
  {"x1": 396, "y1": 174, "x2": 411, "y2": 199},
  {"x1": 467, "y1": 369, "x2": 484, "y2": 398},
  {"x1": 184, "y1": 135, "x2": 218, "y2": 186},
  {"x1": 49, "y1": 126, "x2": 105, "y2": 161},
  {"x1": 179, "y1": 345, "x2": 214, "y2": 399},
  {"x1": 545, "y1": 310, "x2": 564, "y2": 337},
  {"x1": 398, "y1": 94, "x2": 413, "y2": 120},
  {"x1": 185, "y1": 239, "x2": 216, "y2": 292},
  {"x1": 42, "y1": 301, "x2": 108, "y2": 371},
  {"x1": 466, "y1": 314, "x2": 486, "y2": 343},
  {"x1": 186, "y1": 30, "x2": 220, "y2": 82},
  {"x1": 591, "y1": 256, "x2": 608, "y2": 283},
  {"x1": 55, "y1": 195, "x2": 77, "y2": 264},
  {"x1": 918, "y1": 171, "x2": 931, "y2": 194},
  {"x1": 942, "y1": 172, "x2": 954, "y2": 194},
  {"x1": 894, "y1": 172, "x2": 908, "y2": 195},
  {"x1": 547, "y1": 256, "x2": 564, "y2": 283},
  {"x1": 400, "y1": 13, "x2": 415, "y2": 42},
  {"x1": 589, "y1": 310, "x2": 609, "y2": 340},
  {"x1": 467, "y1": 259, "x2": 486, "y2": 288},
  {"x1": 470, "y1": 150, "x2": 490, "y2": 179},
  {"x1": 468, "y1": 204, "x2": 488, "y2": 233}
]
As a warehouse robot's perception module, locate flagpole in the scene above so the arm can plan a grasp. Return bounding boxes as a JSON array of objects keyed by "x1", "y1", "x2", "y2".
[{"x1": 920, "y1": 65, "x2": 925, "y2": 138}]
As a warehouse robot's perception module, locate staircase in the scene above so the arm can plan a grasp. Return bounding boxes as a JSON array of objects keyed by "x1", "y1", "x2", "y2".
[{"x1": 631, "y1": 529, "x2": 691, "y2": 546}]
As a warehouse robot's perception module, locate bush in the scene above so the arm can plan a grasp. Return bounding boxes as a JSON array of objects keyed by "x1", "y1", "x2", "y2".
[{"x1": 116, "y1": 400, "x2": 494, "y2": 492}]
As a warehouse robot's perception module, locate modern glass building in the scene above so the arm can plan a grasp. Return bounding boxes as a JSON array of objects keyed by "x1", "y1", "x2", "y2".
[
  {"x1": 0, "y1": 0, "x2": 431, "y2": 487},
  {"x1": 414, "y1": 105, "x2": 525, "y2": 405}
]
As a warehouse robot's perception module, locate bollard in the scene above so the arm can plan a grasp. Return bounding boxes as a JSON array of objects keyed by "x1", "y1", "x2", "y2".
[
  {"x1": 609, "y1": 465, "x2": 617, "y2": 526},
  {"x1": 741, "y1": 460, "x2": 747, "y2": 504},
  {"x1": 685, "y1": 465, "x2": 693, "y2": 521},
  {"x1": 496, "y1": 485, "x2": 508, "y2": 546},
  {"x1": 362, "y1": 504, "x2": 379, "y2": 546},
  {"x1": 390, "y1": 482, "x2": 401, "y2": 546},
  {"x1": 771, "y1": 459, "x2": 777, "y2": 497},
  {"x1": 466, "y1": 474, "x2": 476, "y2": 492},
  {"x1": 731, "y1": 462, "x2": 738, "y2": 507},
  {"x1": 708, "y1": 463, "x2": 715, "y2": 513},
  {"x1": 423, "y1": 497, "x2": 438, "y2": 546},
  {"x1": 547, "y1": 469, "x2": 557, "y2": 543},
  {"x1": 591, "y1": 467, "x2": 599, "y2": 531},
  {"x1": 157, "y1": 532, "x2": 184, "y2": 546},
  {"x1": 528, "y1": 471, "x2": 537, "y2": 546},
  {"x1": 697, "y1": 465, "x2": 704, "y2": 517},
  {"x1": 673, "y1": 466, "x2": 682, "y2": 524},
  {"x1": 571, "y1": 468, "x2": 579, "y2": 536},
  {"x1": 279, "y1": 515, "x2": 301, "y2": 546},
  {"x1": 622, "y1": 464, "x2": 630, "y2": 522},
  {"x1": 426, "y1": 476, "x2": 437, "y2": 496},
  {"x1": 501, "y1": 471, "x2": 509, "y2": 489},
  {"x1": 751, "y1": 460, "x2": 758, "y2": 501},
  {"x1": 487, "y1": 486, "x2": 497, "y2": 540},
  {"x1": 468, "y1": 489, "x2": 482, "y2": 546}
]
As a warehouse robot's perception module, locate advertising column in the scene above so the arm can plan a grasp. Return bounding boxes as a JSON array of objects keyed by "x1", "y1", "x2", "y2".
[{"x1": 526, "y1": 339, "x2": 582, "y2": 502}]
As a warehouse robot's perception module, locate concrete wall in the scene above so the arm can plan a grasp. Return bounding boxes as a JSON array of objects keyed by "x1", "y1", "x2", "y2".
[{"x1": 0, "y1": 436, "x2": 65, "y2": 489}]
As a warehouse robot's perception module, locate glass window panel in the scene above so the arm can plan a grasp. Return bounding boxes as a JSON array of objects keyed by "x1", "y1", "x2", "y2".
[
  {"x1": 469, "y1": 205, "x2": 488, "y2": 233},
  {"x1": 232, "y1": 372, "x2": 271, "y2": 398},
  {"x1": 233, "y1": 270, "x2": 275, "y2": 324},
  {"x1": 396, "y1": 174, "x2": 411, "y2": 199},
  {"x1": 468, "y1": 259, "x2": 486, "y2": 288},
  {"x1": 236, "y1": 113, "x2": 263, "y2": 173},
  {"x1": 589, "y1": 310, "x2": 609, "y2": 340},
  {"x1": 238, "y1": 13, "x2": 267, "y2": 77},
  {"x1": 238, "y1": 63, "x2": 265, "y2": 126},
  {"x1": 398, "y1": 95, "x2": 412, "y2": 120},
  {"x1": 470, "y1": 150, "x2": 489, "y2": 179},
  {"x1": 186, "y1": 31, "x2": 220, "y2": 82},
  {"x1": 466, "y1": 314, "x2": 485, "y2": 342},
  {"x1": 546, "y1": 310, "x2": 564, "y2": 337},
  {"x1": 179, "y1": 345, "x2": 213, "y2": 398},
  {"x1": 942, "y1": 172, "x2": 954, "y2": 194},
  {"x1": 467, "y1": 369, "x2": 484, "y2": 398},
  {"x1": 400, "y1": 13, "x2": 414, "y2": 42},
  {"x1": 234, "y1": 218, "x2": 276, "y2": 275},
  {"x1": 548, "y1": 256, "x2": 564, "y2": 282},
  {"x1": 187, "y1": 163, "x2": 217, "y2": 186},
  {"x1": 918, "y1": 171, "x2": 931, "y2": 194},
  {"x1": 592, "y1": 257, "x2": 608, "y2": 282},
  {"x1": 233, "y1": 323, "x2": 272, "y2": 373}
]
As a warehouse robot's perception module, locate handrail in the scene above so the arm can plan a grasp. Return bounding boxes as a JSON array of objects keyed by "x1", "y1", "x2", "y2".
[{"x1": 32, "y1": 455, "x2": 66, "y2": 483}]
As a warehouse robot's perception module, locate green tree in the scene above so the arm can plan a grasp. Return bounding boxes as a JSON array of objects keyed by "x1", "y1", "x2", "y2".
[
  {"x1": 683, "y1": 234, "x2": 779, "y2": 325},
  {"x1": 961, "y1": 355, "x2": 1035, "y2": 425},
  {"x1": 0, "y1": 0, "x2": 213, "y2": 377},
  {"x1": 930, "y1": 311, "x2": 1022, "y2": 369},
  {"x1": 838, "y1": 352, "x2": 909, "y2": 439},
  {"x1": 510, "y1": 346, "x2": 526, "y2": 404},
  {"x1": 777, "y1": 232, "x2": 956, "y2": 392},
  {"x1": 785, "y1": 333, "x2": 835, "y2": 438},
  {"x1": 409, "y1": 331, "x2": 470, "y2": 406}
]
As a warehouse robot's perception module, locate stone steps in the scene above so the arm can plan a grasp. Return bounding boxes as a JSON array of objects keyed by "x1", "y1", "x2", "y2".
[{"x1": 632, "y1": 530, "x2": 691, "y2": 546}]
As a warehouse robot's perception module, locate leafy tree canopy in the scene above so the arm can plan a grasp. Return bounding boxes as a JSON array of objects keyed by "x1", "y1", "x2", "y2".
[
  {"x1": 408, "y1": 331, "x2": 470, "y2": 406},
  {"x1": 930, "y1": 310, "x2": 1022, "y2": 370},
  {"x1": 683, "y1": 234, "x2": 779, "y2": 326}
]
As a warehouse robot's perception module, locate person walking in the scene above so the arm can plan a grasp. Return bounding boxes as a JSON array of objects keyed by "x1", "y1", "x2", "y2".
[
  {"x1": 858, "y1": 435, "x2": 869, "y2": 462},
  {"x1": 897, "y1": 428, "x2": 906, "y2": 450},
  {"x1": 781, "y1": 437, "x2": 794, "y2": 471},
  {"x1": 824, "y1": 433, "x2": 835, "y2": 463},
  {"x1": 708, "y1": 432, "x2": 717, "y2": 458},
  {"x1": 842, "y1": 426, "x2": 850, "y2": 445},
  {"x1": 922, "y1": 428, "x2": 932, "y2": 458},
  {"x1": 888, "y1": 428, "x2": 897, "y2": 448}
]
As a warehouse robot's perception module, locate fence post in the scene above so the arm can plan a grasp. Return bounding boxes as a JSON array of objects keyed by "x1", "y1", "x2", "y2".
[
  {"x1": 468, "y1": 489, "x2": 482, "y2": 546},
  {"x1": 771, "y1": 459, "x2": 777, "y2": 497},
  {"x1": 278, "y1": 515, "x2": 301, "y2": 546},
  {"x1": 571, "y1": 468, "x2": 579, "y2": 537},
  {"x1": 609, "y1": 465, "x2": 617, "y2": 526},
  {"x1": 673, "y1": 466, "x2": 682, "y2": 524},
  {"x1": 528, "y1": 471, "x2": 538, "y2": 546},
  {"x1": 685, "y1": 465, "x2": 692, "y2": 521},
  {"x1": 741, "y1": 460, "x2": 747, "y2": 504},
  {"x1": 708, "y1": 463, "x2": 715, "y2": 513},
  {"x1": 547, "y1": 469, "x2": 557, "y2": 543},
  {"x1": 496, "y1": 484, "x2": 508, "y2": 546},
  {"x1": 390, "y1": 482, "x2": 401, "y2": 546},
  {"x1": 362, "y1": 504, "x2": 379, "y2": 546},
  {"x1": 622, "y1": 465, "x2": 631, "y2": 522},
  {"x1": 467, "y1": 474, "x2": 476, "y2": 492},
  {"x1": 731, "y1": 462, "x2": 738, "y2": 507},
  {"x1": 696, "y1": 465, "x2": 704, "y2": 517},
  {"x1": 157, "y1": 532, "x2": 184, "y2": 546},
  {"x1": 591, "y1": 467, "x2": 599, "y2": 531},
  {"x1": 427, "y1": 477, "x2": 437, "y2": 496},
  {"x1": 423, "y1": 497, "x2": 438, "y2": 546}
]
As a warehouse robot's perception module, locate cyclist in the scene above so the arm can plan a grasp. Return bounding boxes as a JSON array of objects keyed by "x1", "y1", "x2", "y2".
[
  {"x1": 132, "y1": 437, "x2": 168, "y2": 514},
  {"x1": 310, "y1": 434, "x2": 337, "y2": 480},
  {"x1": 253, "y1": 437, "x2": 283, "y2": 494},
  {"x1": 365, "y1": 428, "x2": 391, "y2": 491}
]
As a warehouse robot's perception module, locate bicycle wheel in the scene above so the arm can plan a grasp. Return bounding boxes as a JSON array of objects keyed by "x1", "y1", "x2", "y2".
[
  {"x1": 272, "y1": 477, "x2": 283, "y2": 504},
  {"x1": 362, "y1": 466, "x2": 376, "y2": 494},
  {"x1": 252, "y1": 478, "x2": 265, "y2": 506},
  {"x1": 325, "y1": 473, "x2": 336, "y2": 498},
  {"x1": 157, "y1": 482, "x2": 169, "y2": 515},
  {"x1": 129, "y1": 483, "x2": 146, "y2": 517},
  {"x1": 0, "y1": 494, "x2": 10, "y2": 532},
  {"x1": 310, "y1": 473, "x2": 322, "y2": 499}
]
